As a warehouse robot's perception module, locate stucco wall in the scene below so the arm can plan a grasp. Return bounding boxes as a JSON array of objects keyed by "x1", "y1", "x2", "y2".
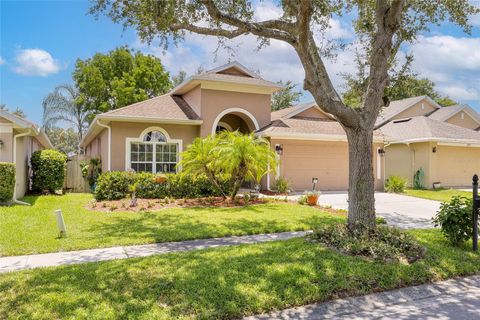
[
  {"x1": 445, "y1": 112, "x2": 479, "y2": 130},
  {"x1": 392, "y1": 100, "x2": 436, "y2": 120},
  {"x1": 267, "y1": 139, "x2": 384, "y2": 191},
  {"x1": 109, "y1": 121, "x2": 199, "y2": 171},
  {"x1": 182, "y1": 85, "x2": 202, "y2": 117},
  {"x1": 199, "y1": 89, "x2": 271, "y2": 137},
  {"x1": 0, "y1": 129, "x2": 13, "y2": 162}
]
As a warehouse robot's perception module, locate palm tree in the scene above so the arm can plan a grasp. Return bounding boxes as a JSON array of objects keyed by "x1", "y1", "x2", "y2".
[{"x1": 42, "y1": 84, "x2": 90, "y2": 152}]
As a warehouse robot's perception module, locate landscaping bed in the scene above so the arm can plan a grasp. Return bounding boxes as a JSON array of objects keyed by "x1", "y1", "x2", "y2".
[
  {"x1": 1, "y1": 230, "x2": 479, "y2": 319},
  {"x1": 88, "y1": 196, "x2": 267, "y2": 212}
]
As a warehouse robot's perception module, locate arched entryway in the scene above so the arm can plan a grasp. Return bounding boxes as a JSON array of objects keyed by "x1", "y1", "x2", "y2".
[{"x1": 211, "y1": 108, "x2": 260, "y2": 135}]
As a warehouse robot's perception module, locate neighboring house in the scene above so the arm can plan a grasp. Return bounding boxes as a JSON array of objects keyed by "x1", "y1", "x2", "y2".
[
  {"x1": 0, "y1": 110, "x2": 53, "y2": 200},
  {"x1": 378, "y1": 96, "x2": 480, "y2": 188},
  {"x1": 80, "y1": 61, "x2": 385, "y2": 191}
]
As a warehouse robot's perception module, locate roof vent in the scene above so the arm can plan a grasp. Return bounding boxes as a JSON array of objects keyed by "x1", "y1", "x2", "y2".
[{"x1": 393, "y1": 118, "x2": 412, "y2": 124}]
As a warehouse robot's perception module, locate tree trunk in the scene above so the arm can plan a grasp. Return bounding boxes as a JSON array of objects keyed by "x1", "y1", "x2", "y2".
[{"x1": 345, "y1": 127, "x2": 376, "y2": 233}]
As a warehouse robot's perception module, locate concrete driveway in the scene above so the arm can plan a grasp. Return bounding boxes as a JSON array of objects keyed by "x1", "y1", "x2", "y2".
[
  {"x1": 263, "y1": 191, "x2": 441, "y2": 229},
  {"x1": 318, "y1": 192, "x2": 440, "y2": 229}
]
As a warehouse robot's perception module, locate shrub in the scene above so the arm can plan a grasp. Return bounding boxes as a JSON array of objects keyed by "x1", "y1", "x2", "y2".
[
  {"x1": 273, "y1": 177, "x2": 290, "y2": 194},
  {"x1": 94, "y1": 171, "x2": 232, "y2": 201},
  {"x1": 0, "y1": 162, "x2": 15, "y2": 203},
  {"x1": 95, "y1": 171, "x2": 135, "y2": 200},
  {"x1": 31, "y1": 149, "x2": 67, "y2": 193},
  {"x1": 297, "y1": 195, "x2": 307, "y2": 205},
  {"x1": 311, "y1": 223, "x2": 425, "y2": 263},
  {"x1": 385, "y1": 175, "x2": 407, "y2": 193},
  {"x1": 433, "y1": 196, "x2": 473, "y2": 246}
]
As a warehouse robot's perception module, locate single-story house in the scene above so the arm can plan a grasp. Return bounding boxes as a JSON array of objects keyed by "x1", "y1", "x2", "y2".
[
  {"x1": 0, "y1": 110, "x2": 53, "y2": 200},
  {"x1": 80, "y1": 61, "x2": 385, "y2": 192},
  {"x1": 377, "y1": 96, "x2": 480, "y2": 188}
]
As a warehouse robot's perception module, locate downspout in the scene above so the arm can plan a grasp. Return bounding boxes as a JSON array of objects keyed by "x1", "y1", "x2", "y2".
[
  {"x1": 13, "y1": 129, "x2": 32, "y2": 206},
  {"x1": 96, "y1": 120, "x2": 111, "y2": 171}
]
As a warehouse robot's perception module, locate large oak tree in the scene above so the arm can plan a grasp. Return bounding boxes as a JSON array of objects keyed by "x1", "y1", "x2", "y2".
[{"x1": 90, "y1": 0, "x2": 478, "y2": 233}]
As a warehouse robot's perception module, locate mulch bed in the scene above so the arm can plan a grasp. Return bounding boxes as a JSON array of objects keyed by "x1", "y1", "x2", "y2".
[{"x1": 87, "y1": 196, "x2": 267, "y2": 212}]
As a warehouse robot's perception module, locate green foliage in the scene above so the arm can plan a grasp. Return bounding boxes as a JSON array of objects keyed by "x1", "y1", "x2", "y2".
[
  {"x1": 312, "y1": 223, "x2": 425, "y2": 263},
  {"x1": 94, "y1": 171, "x2": 232, "y2": 200},
  {"x1": 73, "y1": 46, "x2": 171, "y2": 115},
  {"x1": 273, "y1": 177, "x2": 290, "y2": 194},
  {"x1": 0, "y1": 162, "x2": 15, "y2": 203},
  {"x1": 31, "y1": 149, "x2": 67, "y2": 193},
  {"x1": 271, "y1": 80, "x2": 302, "y2": 111},
  {"x1": 180, "y1": 132, "x2": 277, "y2": 198},
  {"x1": 297, "y1": 195, "x2": 307, "y2": 205},
  {"x1": 413, "y1": 168, "x2": 425, "y2": 189},
  {"x1": 0, "y1": 104, "x2": 27, "y2": 118},
  {"x1": 385, "y1": 176, "x2": 408, "y2": 193},
  {"x1": 172, "y1": 70, "x2": 187, "y2": 87},
  {"x1": 95, "y1": 171, "x2": 135, "y2": 200},
  {"x1": 46, "y1": 127, "x2": 80, "y2": 155},
  {"x1": 80, "y1": 158, "x2": 102, "y2": 190},
  {"x1": 433, "y1": 196, "x2": 473, "y2": 246}
]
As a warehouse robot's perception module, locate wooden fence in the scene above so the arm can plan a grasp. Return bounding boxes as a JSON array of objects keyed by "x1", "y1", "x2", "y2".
[{"x1": 64, "y1": 155, "x2": 90, "y2": 193}]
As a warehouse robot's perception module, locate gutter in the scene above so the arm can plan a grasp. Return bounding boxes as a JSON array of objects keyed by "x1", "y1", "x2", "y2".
[
  {"x1": 13, "y1": 129, "x2": 32, "y2": 206},
  {"x1": 96, "y1": 120, "x2": 111, "y2": 171}
]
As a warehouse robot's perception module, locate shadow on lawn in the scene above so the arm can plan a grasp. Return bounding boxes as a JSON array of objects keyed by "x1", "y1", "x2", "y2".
[{"x1": 1, "y1": 232, "x2": 479, "y2": 319}]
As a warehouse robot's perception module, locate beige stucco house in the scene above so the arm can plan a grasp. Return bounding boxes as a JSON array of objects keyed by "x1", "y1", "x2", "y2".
[
  {"x1": 378, "y1": 96, "x2": 480, "y2": 188},
  {"x1": 80, "y1": 62, "x2": 385, "y2": 191},
  {"x1": 0, "y1": 110, "x2": 53, "y2": 200}
]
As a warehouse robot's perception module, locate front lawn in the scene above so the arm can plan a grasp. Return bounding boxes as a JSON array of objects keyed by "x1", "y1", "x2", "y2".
[
  {"x1": 0, "y1": 193, "x2": 341, "y2": 256},
  {"x1": 404, "y1": 188, "x2": 471, "y2": 202},
  {"x1": 1, "y1": 229, "x2": 479, "y2": 319}
]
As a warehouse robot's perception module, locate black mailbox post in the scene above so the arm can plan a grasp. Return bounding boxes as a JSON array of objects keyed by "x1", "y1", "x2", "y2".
[{"x1": 473, "y1": 175, "x2": 479, "y2": 251}]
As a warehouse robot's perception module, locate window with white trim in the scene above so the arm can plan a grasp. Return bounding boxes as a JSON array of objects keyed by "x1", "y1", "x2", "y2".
[{"x1": 130, "y1": 130, "x2": 178, "y2": 173}]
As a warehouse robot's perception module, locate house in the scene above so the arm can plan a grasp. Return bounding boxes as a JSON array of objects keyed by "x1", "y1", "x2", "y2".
[
  {"x1": 80, "y1": 61, "x2": 385, "y2": 192},
  {"x1": 0, "y1": 110, "x2": 53, "y2": 200},
  {"x1": 378, "y1": 96, "x2": 480, "y2": 188}
]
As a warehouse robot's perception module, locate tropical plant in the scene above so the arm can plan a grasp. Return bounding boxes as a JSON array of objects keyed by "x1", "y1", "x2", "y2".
[
  {"x1": 433, "y1": 196, "x2": 473, "y2": 246},
  {"x1": 46, "y1": 127, "x2": 79, "y2": 155},
  {"x1": 42, "y1": 84, "x2": 90, "y2": 152},
  {"x1": 273, "y1": 177, "x2": 290, "y2": 194},
  {"x1": 80, "y1": 158, "x2": 102, "y2": 190},
  {"x1": 385, "y1": 176, "x2": 408, "y2": 193},
  {"x1": 92, "y1": 0, "x2": 478, "y2": 234}
]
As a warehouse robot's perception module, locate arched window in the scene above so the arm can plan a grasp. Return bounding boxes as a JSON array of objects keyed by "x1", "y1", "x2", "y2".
[{"x1": 129, "y1": 129, "x2": 179, "y2": 174}]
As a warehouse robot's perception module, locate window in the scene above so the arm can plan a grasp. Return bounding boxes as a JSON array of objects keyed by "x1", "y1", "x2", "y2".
[{"x1": 129, "y1": 130, "x2": 178, "y2": 173}]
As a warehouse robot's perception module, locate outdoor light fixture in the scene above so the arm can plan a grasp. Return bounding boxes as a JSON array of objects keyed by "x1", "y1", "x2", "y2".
[
  {"x1": 378, "y1": 148, "x2": 385, "y2": 157},
  {"x1": 0, "y1": 139, "x2": 3, "y2": 150},
  {"x1": 275, "y1": 144, "x2": 283, "y2": 155},
  {"x1": 432, "y1": 146, "x2": 437, "y2": 153},
  {"x1": 312, "y1": 177, "x2": 318, "y2": 190}
]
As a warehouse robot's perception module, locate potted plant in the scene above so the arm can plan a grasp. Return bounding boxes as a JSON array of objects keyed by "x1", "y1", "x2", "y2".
[{"x1": 305, "y1": 190, "x2": 321, "y2": 206}]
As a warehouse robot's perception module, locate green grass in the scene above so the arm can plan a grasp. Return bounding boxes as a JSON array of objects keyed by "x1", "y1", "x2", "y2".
[
  {"x1": 1, "y1": 230, "x2": 479, "y2": 319},
  {"x1": 404, "y1": 188, "x2": 471, "y2": 202},
  {"x1": 0, "y1": 193, "x2": 342, "y2": 256}
]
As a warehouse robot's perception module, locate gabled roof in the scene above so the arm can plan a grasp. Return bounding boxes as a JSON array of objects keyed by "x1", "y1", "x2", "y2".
[
  {"x1": 380, "y1": 116, "x2": 480, "y2": 144},
  {"x1": 271, "y1": 102, "x2": 334, "y2": 121},
  {"x1": 428, "y1": 104, "x2": 480, "y2": 125},
  {"x1": 171, "y1": 61, "x2": 282, "y2": 95},
  {"x1": 376, "y1": 95, "x2": 441, "y2": 127},
  {"x1": 0, "y1": 110, "x2": 53, "y2": 148}
]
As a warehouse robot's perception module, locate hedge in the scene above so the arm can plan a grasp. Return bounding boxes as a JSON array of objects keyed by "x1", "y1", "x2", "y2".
[
  {"x1": 94, "y1": 171, "x2": 232, "y2": 201},
  {"x1": 31, "y1": 149, "x2": 67, "y2": 193},
  {"x1": 0, "y1": 162, "x2": 15, "y2": 203}
]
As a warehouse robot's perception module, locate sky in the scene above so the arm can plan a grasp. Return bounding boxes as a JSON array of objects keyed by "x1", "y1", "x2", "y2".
[{"x1": 1, "y1": 0, "x2": 479, "y2": 124}]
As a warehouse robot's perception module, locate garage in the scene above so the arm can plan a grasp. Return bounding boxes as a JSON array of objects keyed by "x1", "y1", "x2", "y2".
[{"x1": 435, "y1": 145, "x2": 480, "y2": 187}]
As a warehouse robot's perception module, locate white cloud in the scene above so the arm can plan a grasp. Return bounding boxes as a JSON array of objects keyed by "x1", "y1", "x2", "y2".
[
  {"x1": 0, "y1": 56, "x2": 5, "y2": 65},
  {"x1": 13, "y1": 49, "x2": 61, "y2": 76},
  {"x1": 410, "y1": 36, "x2": 480, "y2": 103}
]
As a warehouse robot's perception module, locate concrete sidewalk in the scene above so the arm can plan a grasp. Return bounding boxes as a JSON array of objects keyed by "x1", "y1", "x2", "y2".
[
  {"x1": 0, "y1": 230, "x2": 310, "y2": 273},
  {"x1": 247, "y1": 275, "x2": 480, "y2": 319}
]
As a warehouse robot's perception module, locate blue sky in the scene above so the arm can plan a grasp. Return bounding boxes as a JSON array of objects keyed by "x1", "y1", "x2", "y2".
[{"x1": 1, "y1": 0, "x2": 479, "y2": 124}]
